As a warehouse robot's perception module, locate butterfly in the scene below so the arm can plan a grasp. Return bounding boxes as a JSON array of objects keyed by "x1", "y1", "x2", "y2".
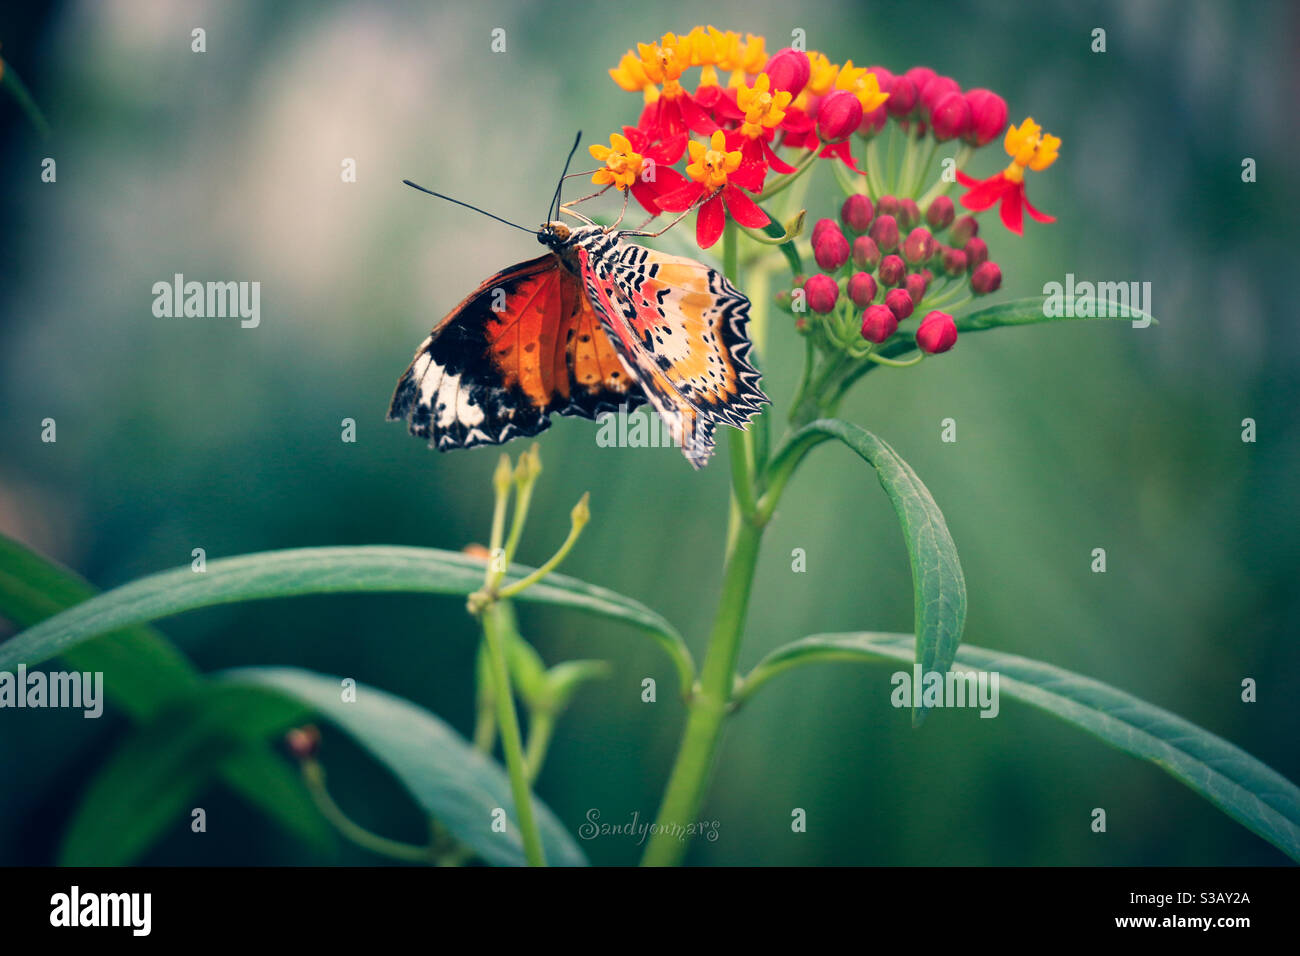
[{"x1": 387, "y1": 137, "x2": 768, "y2": 469}]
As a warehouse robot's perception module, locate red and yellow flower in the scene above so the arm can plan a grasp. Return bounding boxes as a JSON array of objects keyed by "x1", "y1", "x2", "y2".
[
  {"x1": 956, "y1": 117, "x2": 1059, "y2": 234},
  {"x1": 655, "y1": 130, "x2": 769, "y2": 248}
]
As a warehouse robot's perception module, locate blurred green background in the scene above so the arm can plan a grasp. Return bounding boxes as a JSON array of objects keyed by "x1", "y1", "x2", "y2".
[{"x1": 1, "y1": 0, "x2": 1297, "y2": 866}]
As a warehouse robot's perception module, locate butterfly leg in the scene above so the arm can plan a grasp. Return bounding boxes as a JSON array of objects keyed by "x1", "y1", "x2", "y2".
[
  {"x1": 608, "y1": 189, "x2": 630, "y2": 229},
  {"x1": 559, "y1": 183, "x2": 611, "y2": 210},
  {"x1": 617, "y1": 204, "x2": 695, "y2": 239}
]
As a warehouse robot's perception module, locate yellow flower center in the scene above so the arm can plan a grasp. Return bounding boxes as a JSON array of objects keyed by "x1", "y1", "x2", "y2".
[
  {"x1": 735, "y1": 73, "x2": 790, "y2": 134},
  {"x1": 686, "y1": 130, "x2": 742, "y2": 190},
  {"x1": 589, "y1": 134, "x2": 644, "y2": 191},
  {"x1": 1003, "y1": 118, "x2": 1061, "y2": 174},
  {"x1": 835, "y1": 60, "x2": 889, "y2": 112}
]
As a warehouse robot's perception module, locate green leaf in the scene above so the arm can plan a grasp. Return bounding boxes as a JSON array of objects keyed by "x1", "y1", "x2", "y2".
[
  {"x1": 765, "y1": 420, "x2": 966, "y2": 723},
  {"x1": 738, "y1": 632, "x2": 1300, "y2": 862},
  {"x1": 0, "y1": 533, "x2": 331, "y2": 852},
  {"x1": 543, "y1": 659, "x2": 612, "y2": 713},
  {"x1": 1, "y1": 58, "x2": 51, "y2": 137},
  {"x1": 955, "y1": 295, "x2": 1157, "y2": 334},
  {"x1": 0, "y1": 544, "x2": 694, "y2": 695},
  {"x1": 59, "y1": 684, "x2": 312, "y2": 865},
  {"x1": 222, "y1": 666, "x2": 589, "y2": 866}
]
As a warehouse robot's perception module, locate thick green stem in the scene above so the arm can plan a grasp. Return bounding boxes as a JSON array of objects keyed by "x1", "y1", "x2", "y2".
[
  {"x1": 481, "y1": 602, "x2": 546, "y2": 866},
  {"x1": 641, "y1": 517, "x2": 765, "y2": 866}
]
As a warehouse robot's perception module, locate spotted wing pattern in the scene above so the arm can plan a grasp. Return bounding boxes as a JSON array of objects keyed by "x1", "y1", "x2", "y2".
[
  {"x1": 570, "y1": 227, "x2": 768, "y2": 467},
  {"x1": 388, "y1": 253, "x2": 643, "y2": 451}
]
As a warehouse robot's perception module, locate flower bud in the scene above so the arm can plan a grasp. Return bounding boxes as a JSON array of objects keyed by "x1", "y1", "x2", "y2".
[
  {"x1": 285, "y1": 725, "x2": 321, "y2": 761},
  {"x1": 877, "y1": 254, "x2": 905, "y2": 286},
  {"x1": 905, "y1": 272, "x2": 929, "y2": 305},
  {"x1": 902, "y1": 67, "x2": 937, "y2": 103},
  {"x1": 916, "y1": 310, "x2": 958, "y2": 353},
  {"x1": 925, "y1": 195, "x2": 955, "y2": 230},
  {"x1": 857, "y1": 103, "x2": 888, "y2": 138},
  {"x1": 949, "y1": 214, "x2": 978, "y2": 245},
  {"x1": 964, "y1": 236, "x2": 988, "y2": 268},
  {"x1": 929, "y1": 90, "x2": 971, "y2": 142},
  {"x1": 766, "y1": 48, "x2": 811, "y2": 98},
  {"x1": 841, "y1": 194, "x2": 875, "y2": 233},
  {"x1": 848, "y1": 271, "x2": 878, "y2": 308},
  {"x1": 919, "y1": 75, "x2": 961, "y2": 118},
  {"x1": 803, "y1": 273, "x2": 840, "y2": 314},
  {"x1": 868, "y1": 214, "x2": 899, "y2": 252},
  {"x1": 812, "y1": 218, "x2": 839, "y2": 242},
  {"x1": 898, "y1": 198, "x2": 921, "y2": 230},
  {"x1": 860, "y1": 304, "x2": 899, "y2": 343},
  {"x1": 876, "y1": 195, "x2": 901, "y2": 217},
  {"x1": 852, "y1": 235, "x2": 881, "y2": 268},
  {"x1": 885, "y1": 287, "x2": 915, "y2": 321},
  {"x1": 902, "y1": 226, "x2": 936, "y2": 264},
  {"x1": 817, "y1": 90, "x2": 864, "y2": 143},
  {"x1": 813, "y1": 227, "x2": 850, "y2": 271},
  {"x1": 971, "y1": 261, "x2": 1002, "y2": 294},
  {"x1": 963, "y1": 88, "x2": 1008, "y2": 146},
  {"x1": 774, "y1": 288, "x2": 794, "y2": 313},
  {"x1": 941, "y1": 246, "x2": 968, "y2": 276}
]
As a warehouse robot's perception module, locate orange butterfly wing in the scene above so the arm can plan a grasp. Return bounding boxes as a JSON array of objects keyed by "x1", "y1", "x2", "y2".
[{"x1": 388, "y1": 254, "x2": 642, "y2": 451}]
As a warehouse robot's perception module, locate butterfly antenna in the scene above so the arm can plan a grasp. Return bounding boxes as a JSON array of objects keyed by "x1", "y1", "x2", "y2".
[
  {"x1": 548, "y1": 131, "x2": 583, "y2": 223},
  {"x1": 402, "y1": 180, "x2": 538, "y2": 235}
]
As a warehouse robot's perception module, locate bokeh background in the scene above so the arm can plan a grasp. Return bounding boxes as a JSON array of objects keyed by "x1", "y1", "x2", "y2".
[{"x1": 1, "y1": 0, "x2": 1297, "y2": 865}]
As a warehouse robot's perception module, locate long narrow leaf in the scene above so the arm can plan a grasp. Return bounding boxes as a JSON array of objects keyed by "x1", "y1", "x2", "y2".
[{"x1": 739, "y1": 632, "x2": 1300, "y2": 862}]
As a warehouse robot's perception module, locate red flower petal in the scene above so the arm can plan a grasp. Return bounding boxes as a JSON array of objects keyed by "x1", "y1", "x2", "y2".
[
  {"x1": 630, "y1": 180, "x2": 662, "y2": 215},
  {"x1": 959, "y1": 174, "x2": 1010, "y2": 212},
  {"x1": 712, "y1": 89, "x2": 746, "y2": 122},
  {"x1": 1022, "y1": 189, "x2": 1056, "y2": 224},
  {"x1": 954, "y1": 169, "x2": 980, "y2": 187},
  {"x1": 655, "y1": 180, "x2": 706, "y2": 212},
  {"x1": 761, "y1": 139, "x2": 798, "y2": 174},
  {"x1": 729, "y1": 158, "x2": 767, "y2": 193},
  {"x1": 999, "y1": 186, "x2": 1024, "y2": 235},
  {"x1": 678, "y1": 92, "x2": 720, "y2": 136},
  {"x1": 722, "y1": 185, "x2": 770, "y2": 229},
  {"x1": 818, "y1": 139, "x2": 864, "y2": 174},
  {"x1": 696, "y1": 193, "x2": 726, "y2": 248}
]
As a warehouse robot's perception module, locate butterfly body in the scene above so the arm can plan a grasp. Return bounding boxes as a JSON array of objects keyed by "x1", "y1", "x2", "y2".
[{"x1": 389, "y1": 219, "x2": 767, "y2": 467}]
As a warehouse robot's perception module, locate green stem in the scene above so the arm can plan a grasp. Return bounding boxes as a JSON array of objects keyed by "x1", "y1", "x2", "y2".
[
  {"x1": 301, "y1": 760, "x2": 436, "y2": 864},
  {"x1": 524, "y1": 710, "x2": 556, "y2": 784},
  {"x1": 481, "y1": 602, "x2": 546, "y2": 866},
  {"x1": 641, "y1": 517, "x2": 765, "y2": 866}
]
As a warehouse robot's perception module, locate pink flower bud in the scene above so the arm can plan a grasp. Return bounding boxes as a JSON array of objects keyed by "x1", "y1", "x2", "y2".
[
  {"x1": 903, "y1": 67, "x2": 937, "y2": 103},
  {"x1": 884, "y1": 74, "x2": 917, "y2": 117},
  {"x1": 817, "y1": 90, "x2": 864, "y2": 143},
  {"x1": 885, "y1": 287, "x2": 915, "y2": 321},
  {"x1": 857, "y1": 103, "x2": 888, "y2": 138},
  {"x1": 803, "y1": 274, "x2": 840, "y2": 314},
  {"x1": 964, "y1": 236, "x2": 988, "y2": 268},
  {"x1": 848, "y1": 271, "x2": 878, "y2": 308},
  {"x1": 841, "y1": 194, "x2": 875, "y2": 233},
  {"x1": 971, "y1": 261, "x2": 1002, "y2": 294},
  {"x1": 941, "y1": 246, "x2": 968, "y2": 276},
  {"x1": 898, "y1": 198, "x2": 921, "y2": 230},
  {"x1": 766, "y1": 48, "x2": 811, "y2": 98},
  {"x1": 963, "y1": 88, "x2": 1008, "y2": 146},
  {"x1": 925, "y1": 196, "x2": 955, "y2": 230},
  {"x1": 812, "y1": 218, "x2": 838, "y2": 241},
  {"x1": 869, "y1": 214, "x2": 900, "y2": 252},
  {"x1": 905, "y1": 273, "x2": 928, "y2": 304},
  {"x1": 919, "y1": 75, "x2": 961, "y2": 118},
  {"x1": 949, "y1": 214, "x2": 978, "y2": 245},
  {"x1": 876, "y1": 195, "x2": 901, "y2": 217},
  {"x1": 285, "y1": 725, "x2": 321, "y2": 760},
  {"x1": 929, "y1": 90, "x2": 971, "y2": 142},
  {"x1": 852, "y1": 235, "x2": 881, "y2": 268},
  {"x1": 860, "y1": 304, "x2": 898, "y2": 343},
  {"x1": 878, "y1": 254, "x2": 905, "y2": 286},
  {"x1": 902, "y1": 226, "x2": 936, "y2": 264},
  {"x1": 814, "y1": 228, "x2": 850, "y2": 271},
  {"x1": 916, "y1": 310, "x2": 958, "y2": 353}
]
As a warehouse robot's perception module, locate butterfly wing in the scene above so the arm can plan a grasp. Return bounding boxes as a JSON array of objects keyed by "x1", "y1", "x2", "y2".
[
  {"x1": 388, "y1": 253, "x2": 644, "y2": 451},
  {"x1": 573, "y1": 234, "x2": 768, "y2": 467}
]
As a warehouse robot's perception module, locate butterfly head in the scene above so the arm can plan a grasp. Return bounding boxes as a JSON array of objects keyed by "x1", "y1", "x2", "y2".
[{"x1": 537, "y1": 221, "x2": 572, "y2": 248}]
